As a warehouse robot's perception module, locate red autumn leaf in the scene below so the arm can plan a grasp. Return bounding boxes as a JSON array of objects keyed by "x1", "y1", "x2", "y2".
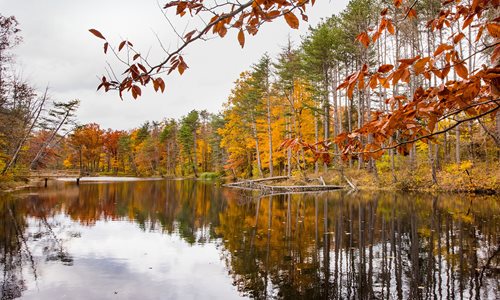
[
  {"x1": 238, "y1": 30, "x2": 245, "y2": 48},
  {"x1": 153, "y1": 79, "x2": 159, "y2": 92},
  {"x1": 284, "y1": 11, "x2": 299, "y2": 29},
  {"x1": 184, "y1": 30, "x2": 196, "y2": 42},
  {"x1": 131, "y1": 85, "x2": 141, "y2": 99},
  {"x1": 378, "y1": 64, "x2": 394, "y2": 73},
  {"x1": 156, "y1": 78, "x2": 165, "y2": 92},
  {"x1": 118, "y1": 41, "x2": 126, "y2": 52},
  {"x1": 89, "y1": 29, "x2": 105, "y2": 40},
  {"x1": 103, "y1": 42, "x2": 108, "y2": 54},
  {"x1": 178, "y1": 61, "x2": 188, "y2": 75}
]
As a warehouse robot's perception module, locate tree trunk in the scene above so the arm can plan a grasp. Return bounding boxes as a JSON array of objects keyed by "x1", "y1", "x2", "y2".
[
  {"x1": 252, "y1": 117, "x2": 263, "y2": 178},
  {"x1": 266, "y1": 92, "x2": 274, "y2": 177},
  {"x1": 30, "y1": 110, "x2": 70, "y2": 170},
  {"x1": 2, "y1": 88, "x2": 48, "y2": 175}
]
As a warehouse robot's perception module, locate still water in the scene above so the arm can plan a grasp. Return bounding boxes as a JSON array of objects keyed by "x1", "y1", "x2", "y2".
[{"x1": 0, "y1": 180, "x2": 498, "y2": 299}]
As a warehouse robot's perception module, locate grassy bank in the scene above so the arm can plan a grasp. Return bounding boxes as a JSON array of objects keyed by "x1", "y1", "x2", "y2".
[{"x1": 275, "y1": 160, "x2": 499, "y2": 194}]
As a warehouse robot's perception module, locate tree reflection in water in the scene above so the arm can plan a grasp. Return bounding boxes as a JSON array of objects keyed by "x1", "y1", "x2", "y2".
[{"x1": 0, "y1": 180, "x2": 498, "y2": 299}]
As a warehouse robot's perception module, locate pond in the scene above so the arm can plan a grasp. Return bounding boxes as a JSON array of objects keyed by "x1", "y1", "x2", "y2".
[{"x1": 0, "y1": 180, "x2": 498, "y2": 299}]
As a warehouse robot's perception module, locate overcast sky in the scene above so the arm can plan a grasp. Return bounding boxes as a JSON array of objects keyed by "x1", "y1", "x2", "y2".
[{"x1": 1, "y1": 0, "x2": 348, "y2": 130}]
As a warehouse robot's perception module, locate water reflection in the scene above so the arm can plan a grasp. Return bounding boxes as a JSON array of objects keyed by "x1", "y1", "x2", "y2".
[{"x1": 0, "y1": 180, "x2": 498, "y2": 299}]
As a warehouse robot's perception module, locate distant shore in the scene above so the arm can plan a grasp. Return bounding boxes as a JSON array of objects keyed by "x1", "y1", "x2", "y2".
[{"x1": 2, "y1": 167, "x2": 498, "y2": 195}]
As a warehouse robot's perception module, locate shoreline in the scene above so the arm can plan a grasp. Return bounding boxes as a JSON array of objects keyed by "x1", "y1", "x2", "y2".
[{"x1": 1, "y1": 173, "x2": 497, "y2": 195}]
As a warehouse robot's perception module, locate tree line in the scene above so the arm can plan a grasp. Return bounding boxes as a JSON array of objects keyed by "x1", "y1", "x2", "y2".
[{"x1": 2, "y1": 0, "x2": 499, "y2": 189}]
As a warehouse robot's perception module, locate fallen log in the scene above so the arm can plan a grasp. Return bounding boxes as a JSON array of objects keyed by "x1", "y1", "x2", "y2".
[
  {"x1": 225, "y1": 182, "x2": 344, "y2": 193},
  {"x1": 223, "y1": 176, "x2": 289, "y2": 187},
  {"x1": 259, "y1": 185, "x2": 344, "y2": 193},
  {"x1": 343, "y1": 175, "x2": 358, "y2": 191}
]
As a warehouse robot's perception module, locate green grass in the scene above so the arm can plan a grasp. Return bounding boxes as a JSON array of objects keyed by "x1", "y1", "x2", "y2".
[{"x1": 199, "y1": 172, "x2": 221, "y2": 180}]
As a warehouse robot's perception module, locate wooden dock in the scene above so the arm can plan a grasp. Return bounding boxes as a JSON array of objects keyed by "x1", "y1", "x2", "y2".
[
  {"x1": 19, "y1": 170, "x2": 85, "y2": 187},
  {"x1": 223, "y1": 176, "x2": 344, "y2": 194}
]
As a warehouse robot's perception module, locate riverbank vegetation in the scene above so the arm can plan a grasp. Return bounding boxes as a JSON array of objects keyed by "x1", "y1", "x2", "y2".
[{"x1": 1, "y1": 0, "x2": 499, "y2": 193}]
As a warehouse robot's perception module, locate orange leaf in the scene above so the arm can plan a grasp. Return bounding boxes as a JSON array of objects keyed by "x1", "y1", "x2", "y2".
[
  {"x1": 218, "y1": 26, "x2": 228, "y2": 38},
  {"x1": 392, "y1": 68, "x2": 405, "y2": 85},
  {"x1": 178, "y1": 61, "x2": 188, "y2": 75},
  {"x1": 347, "y1": 82, "x2": 356, "y2": 98},
  {"x1": 398, "y1": 55, "x2": 420, "y2": 65},
  {"x1": 379, "y1": 77, "x2": 390, "y2": 88},
  {"x1": 387, "y1": 20, "x2": 395, "y2": 35},
  {"x1": 491, "y1": 45, "x2": 500, "y2": 64},
  {"x1": 433, "y1": 44, "x2": 453, "y2": 57},
  {"x1": 377, "y1": 64, "x2": 394, "y2": 73},
  {"x1": 176, "y1": 2, "x2": 187, "y2": 15},
  {"x1": 413, "y1": 57, "x2": 430, "y2": 74},
  {"x1": 284, "y1": 11, "x2": 299, "y2": 29},
  {"x1": 486, "y1": 23, "x2": 500, "y2": 38},
  {"x1": 238, "y1": 30, "x2": 245, "y2": 48},
  {"x1": 407, "y1": 8, "x2": 417, "y2": 19},
  {"x1": 89, "y1": 29, "x2": 105, "y2": 40},
  {"x1": 442, "y1": 64, "x2": 451, "y2": 78},
  {"x1": 475, "y1": 26, "x2": 484, "y2": 42},
  {"x1": 453, "y1": 32, "x2": 465, "y2": 44},
  {"x1": 462, "y1": 15, "x2": 474, "y2": 30},
  {"x1": 369, "y1": 75, "x2": 378, "y2": 89},
  {"x1": 401, "y1": 68, "x2": 411, "y2": 83},
  {"x1": 454, "y1": 63, "x2": 468, "y2": 79},
  {"x1": 431, "y1": 69, "x2": 443, "y2": 79},
  {"x1": 267, "y1": 10, "x2": 281, "y2": 19},
  {"x1": 356, "y1": 32, "x2": 370, "y2": 47}
]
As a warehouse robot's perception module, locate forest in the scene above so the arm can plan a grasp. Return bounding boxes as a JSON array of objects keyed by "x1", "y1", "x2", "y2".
[{"x1": 1, "y1": 0, "x2": 499, "y2": 192}]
